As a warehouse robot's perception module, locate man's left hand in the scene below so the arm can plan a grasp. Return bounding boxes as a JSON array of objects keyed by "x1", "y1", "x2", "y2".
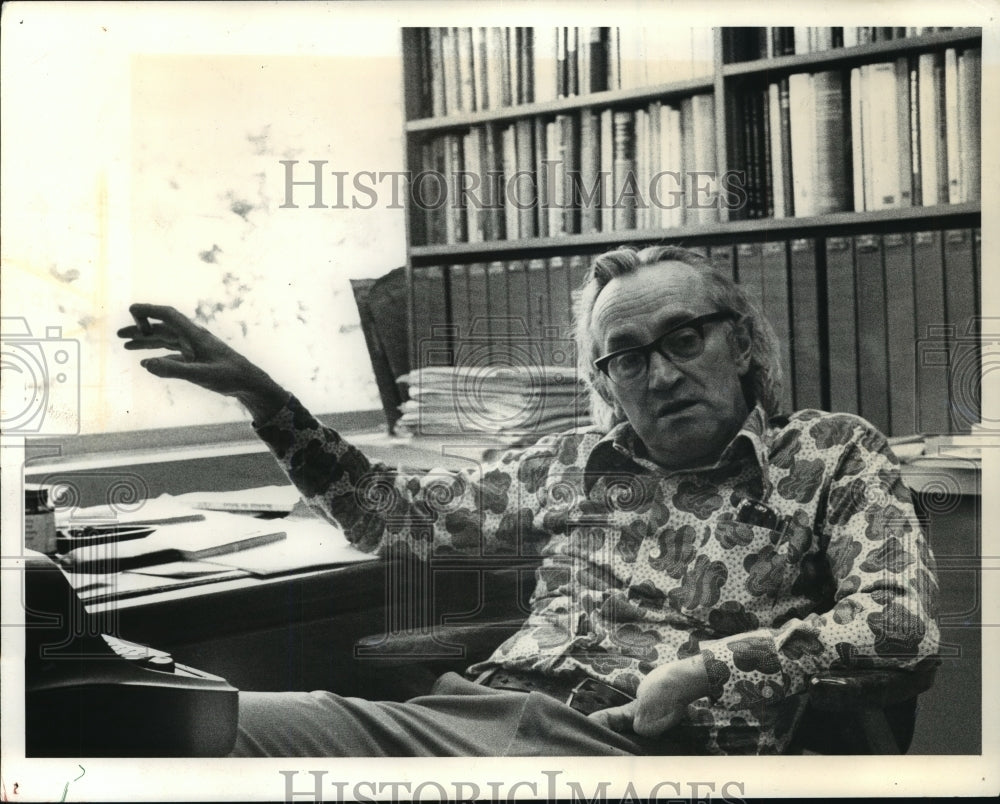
[{"x1": 588, "y1": 655, "x2": 710, "y2": 738}]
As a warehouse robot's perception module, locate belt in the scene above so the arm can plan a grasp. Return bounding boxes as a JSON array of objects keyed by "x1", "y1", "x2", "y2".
[{"x1": 478, "y1": 669, "x2": 634, "y2": 716}]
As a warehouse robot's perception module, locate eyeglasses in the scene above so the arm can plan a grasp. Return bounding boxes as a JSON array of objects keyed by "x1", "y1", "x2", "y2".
[{"x1": 593, "y1": 311, "x2": 737, "y2": 386}]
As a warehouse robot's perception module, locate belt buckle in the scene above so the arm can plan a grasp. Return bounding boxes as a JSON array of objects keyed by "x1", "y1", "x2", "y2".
[{"x1": 566, "y1": 678, "x2": 635, "y2": 715}]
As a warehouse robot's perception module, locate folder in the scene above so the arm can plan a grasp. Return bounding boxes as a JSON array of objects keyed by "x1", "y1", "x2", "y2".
[
  {"x1": 760, "y1": 241, "x2": 794, "y2": 413},
  {"x1": 883, "y1": 232, "x2": 918, "y2": 435},
  {"x1": 788, "y1": 238, "x2": 822, "y2": 410},
  {"x1": 825, "y1": 236, "x2": 859, "y2": 415},
  {"x1": 854, "y1": 233, "x2": 890, "y2": 433},
  {"x1": 942, "y1": 228, "x2": 978, "y2": 432},
  {"x1": 912, "y1": 230, "x2": 949, "y2": 435}
]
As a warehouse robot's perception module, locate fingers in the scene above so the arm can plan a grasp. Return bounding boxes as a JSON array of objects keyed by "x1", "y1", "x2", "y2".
[
  {"x1": 118, "y1": 322, "x2": 182, "y2": 346},
  {"x1": 128, "y1": 304, "x2": 200, "y2": 338},
  {"x1": 587, "y1": 701, "x2": 636, "y2": 734},
  {"x1": 138, "y1": 354, "x2": 211, "y2": 382}
]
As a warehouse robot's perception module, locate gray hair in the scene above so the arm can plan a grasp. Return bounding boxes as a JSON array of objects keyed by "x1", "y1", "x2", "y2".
[{"x1": 572, "y1": 245, "x2": 785, "y2": 432}]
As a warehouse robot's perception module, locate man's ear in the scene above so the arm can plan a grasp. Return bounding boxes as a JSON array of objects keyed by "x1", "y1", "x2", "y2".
[{"x1": 731, "y1": 318, "x2": 753, "y2": 376}]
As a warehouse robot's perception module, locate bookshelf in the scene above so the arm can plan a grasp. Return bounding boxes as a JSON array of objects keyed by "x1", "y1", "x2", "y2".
[{"x1": 398, "y1": 26, "x2": 983, "y2": 438}]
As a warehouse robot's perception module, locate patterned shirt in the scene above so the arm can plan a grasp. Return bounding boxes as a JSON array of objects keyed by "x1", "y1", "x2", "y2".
[{"x1": 255, "y1": 397, "x2": 940, "y2": 755}]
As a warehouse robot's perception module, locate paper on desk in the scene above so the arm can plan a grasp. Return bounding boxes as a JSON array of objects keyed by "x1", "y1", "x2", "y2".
[
  {"x1": 176, "y1": 485, "x2": 304, "y2": 514},
  {"x1": 200, "y1": 515, "x2": 375, "y2": 576},
  {"x1": 125, "y1": 560, "x2": 240, "y2": 578},
  {"x1": 55, "y1": 493, "x2": 207, "y2": 529}
]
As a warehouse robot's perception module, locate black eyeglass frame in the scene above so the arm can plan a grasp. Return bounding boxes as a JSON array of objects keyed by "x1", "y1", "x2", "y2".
[{"x1": 592, "y1": 310, "x2": 739, "y2": 384}]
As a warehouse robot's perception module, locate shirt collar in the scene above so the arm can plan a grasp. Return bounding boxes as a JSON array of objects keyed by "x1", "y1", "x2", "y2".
[{"x1": 583, "y1": 404, "x2": 772, "y2": 490}]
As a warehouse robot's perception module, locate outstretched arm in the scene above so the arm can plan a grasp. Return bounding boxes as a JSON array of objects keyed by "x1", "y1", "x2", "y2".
[{"x1": 117, "y1": 303, "x2": 290, "y2": 423}]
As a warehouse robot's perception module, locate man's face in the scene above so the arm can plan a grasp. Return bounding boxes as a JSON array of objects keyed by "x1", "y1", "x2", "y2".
[{"x1": 590, "y1": 261, "x2": 751, "y2": 470}]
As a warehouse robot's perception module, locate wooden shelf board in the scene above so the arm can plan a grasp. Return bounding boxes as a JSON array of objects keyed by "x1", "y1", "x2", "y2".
[
  {"x1": 723, "y1": 28, "x2": 981, "y2": 80},
  {"x1": 408, "y1": 203, "x2": 981, "y2": 263},
  {"x1": 405, "y1": 76, "x2": 715, "y2": 133}
]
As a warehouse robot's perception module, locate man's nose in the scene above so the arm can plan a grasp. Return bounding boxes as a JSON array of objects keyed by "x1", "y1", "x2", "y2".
[{"x1": 646, "y1": 349, "x2": 683, "y2": 388}]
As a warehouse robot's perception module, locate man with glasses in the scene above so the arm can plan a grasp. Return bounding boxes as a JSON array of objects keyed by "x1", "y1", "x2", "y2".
[{"x1": 119, "y1": 245, "x2": 939, "y2": 756}]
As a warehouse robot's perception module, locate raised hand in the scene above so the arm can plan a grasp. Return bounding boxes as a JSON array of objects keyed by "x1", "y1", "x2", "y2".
[{"x1": 117, "y1": 303, "x2": 289, "y2": 422}]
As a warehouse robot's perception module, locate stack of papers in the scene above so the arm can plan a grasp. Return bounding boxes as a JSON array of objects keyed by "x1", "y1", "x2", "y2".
[{"x1": 397, "y1": 365, "x2": 590, "y2": 436}]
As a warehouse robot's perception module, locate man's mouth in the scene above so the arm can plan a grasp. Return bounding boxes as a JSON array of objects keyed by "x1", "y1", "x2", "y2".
[{"x1": 657, "y1": 399, "x2": 698, "y2": 417}]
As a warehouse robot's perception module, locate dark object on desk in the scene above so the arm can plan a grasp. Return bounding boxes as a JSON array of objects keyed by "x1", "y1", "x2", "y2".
[
  {"x1": 351, "y1": 267, "x2": 409, "y2": 435},
  {"x1": 55, "y1": 525, "x2": 155, "y2": 553},
  {"x1": 24, "y1": 551, "x2": 238, "y2": 757}
]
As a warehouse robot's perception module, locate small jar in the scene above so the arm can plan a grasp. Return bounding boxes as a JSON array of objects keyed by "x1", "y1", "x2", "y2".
[{"x1": 24, "y1": 484, "x2": 57, "y2": 554}]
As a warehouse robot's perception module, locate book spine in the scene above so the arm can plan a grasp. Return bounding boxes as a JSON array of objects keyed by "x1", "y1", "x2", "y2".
[
  {"x1": 680, "y1": 97, "x2": 695, "y2": 225},
  {"x1": 788, "y1": 238, "x2": 822, "y2": 409},
  {"x1": 458, "y1": 27, "x2": 475, "y2": 112},
  {"x1": 867, "y1": 62, "x2": 900, "y2": 210},
  {"x1": 547, "y1": 120, "x2": 565, "y2": 236},
  {"x1": 442, "y1": 28, "x2": 460, "y2": 115},
  {"x1": 520, "y1": 28, "x2": 534, "y2": 104},
  {"x1": 788, "y1": 72, "x2": 815, "y2": 217},
  {"x1": 958, "y1": 48, "x2": 981, "y2": 202},
  {"x1": 561, "y1": 113, "x2": 580, "y2": 234},
  {"x1": 515, "y1": 119, "x2": 537, "y2": 239},
  {"x1": 767, "y1": 81, "x2": 788, "y2": 218},
  {"x1": 761, "y1": 85, "x2": 774, "y2": 218},
  {"x1": 504, "y1": 260, "x2": 530, "y2": 344},
  {"x1": 589, "y1": 28, "x2": 608, "y2": 92},
  {"x1": 895, "y1": 56, "x2": 913, "y2": 206},
  {"x1": 854, "y1": 233, "x2": 890, "y2": 432},
  {"x1": 501, "y1": 124, "x2": 518, "y2": 240},
  {"x1": 942, "y1": 229, "x2": 977, "y2": 430},
  {"x1": 503, "y1": 27, "x2": 516, "y2": 106},
  {"x1": 472, "y1": 27, "x2": 489, "y2": 111},
  {"x1": 579, "y1": 108, "x2": 601, "y2": 234},
  {"x1": 694, "y1": 94, "x2": 718, "y2": 224},
  {"x1": 944, "y1": 48, "x2": 961, "y2": 203},
  {"x1": 486, "y1": 260, "x2": 509, "y2": 350},
  {"x1": 612, "y1": 110, "x2": 637, "y2": 229},
  {"x1": 667, "y1": 106, "x2": 683, "y2": 227},
  {"x1": 882, "y1": 232, "x2": 916, "y2": 435},
  {"x1": 566, "y1": 26, "x2": 579, "y2": 97},
  {"x1": 429, "y1": 28, "x2": 446, "y2": 117},
  {"x1": 909, "y1": 57, "x2": 922, "y2": 206},
  {"x1": 608, "y1": 27, "x2": 621, "y2": 90},
  {"x1": 487, "y1": 28, "x2": 505, "y2": 111},
  {"x1": 577, "y1": 27, "x2": 590, "y2": 95},
  {"x1": 534, "y1": 116, "x2": 550, "y2": 238},
  {"x1": 850, "y1": 67, "x2": 866, "y2": 211},
  {"x1": 778, "y1": 78, "x2": 794, "y2": 216},
  {"x1": 912, "y1": 230, "x2": 949, "y2": 433},
  {"x1": 482, "y1": 124, "x2": 504, "y2": 240},
  {"x1": 465, "y1": 263, "x2": 491, "y2": 347},
  {"x1": 600, "y1": 108, "x2": 614, "y2": 232},
  {"x1": 463, "y1": 129, "x2": 483, "y2": 243},
  {"x1": 918, "y1": 52, "x2": 939, "y2": 205},
  {"x1": 534, "y1": 27, "x2": 557, "y2": 103},
  {"x1": 824, "y1": 236, "x2": 859, "y2": 414},
  {"x1": 449, "y1": 264, "x2": 472, "y2": 350},
  {"x1": 933, "y1": 53, "x2": 949, "y2": 204},
  {"x1": 556, "y1": 27, "x2": 567, "y2": 98},
  {"x1": 760, "y1": 241, "x2": 793, "y2": 413},
  {"x1": 635, "y1": 107, "x2": 648, "y2": 229}
]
